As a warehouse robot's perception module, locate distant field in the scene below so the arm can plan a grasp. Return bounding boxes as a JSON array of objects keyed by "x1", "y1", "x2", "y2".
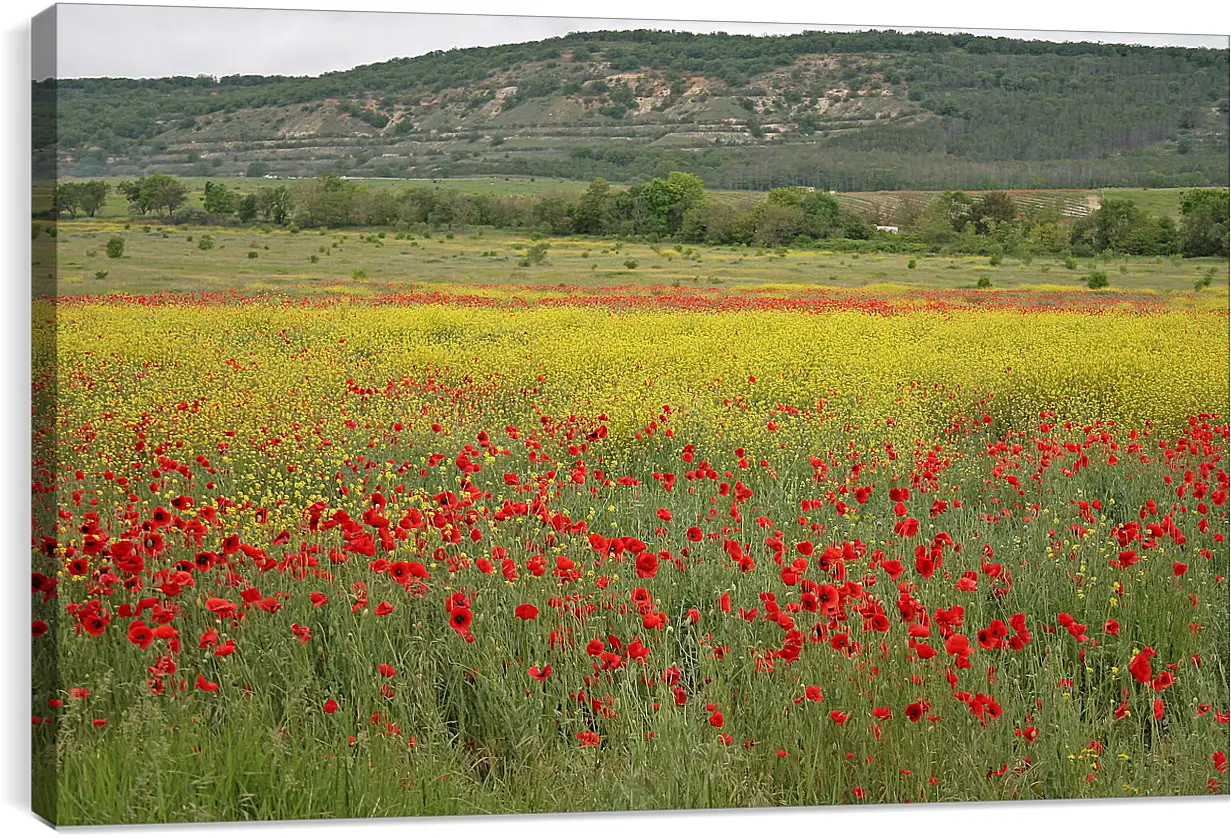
[
  {"x1": 41, "y1": 219, "x2": 1229, "y2": 300},
  {"x1": 47, "y1": 177, "x2": 1210, "y2": 224}
]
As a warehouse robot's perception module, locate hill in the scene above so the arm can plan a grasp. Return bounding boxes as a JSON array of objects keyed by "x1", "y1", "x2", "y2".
[{"x1": 36, "y1": 29, "x2": 1230, "y2": 191}]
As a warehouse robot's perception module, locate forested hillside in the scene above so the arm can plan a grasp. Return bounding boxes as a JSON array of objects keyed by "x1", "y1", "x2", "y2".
[{"x1": 36, "y1": 29, "x2": 1230, "y2": 190}]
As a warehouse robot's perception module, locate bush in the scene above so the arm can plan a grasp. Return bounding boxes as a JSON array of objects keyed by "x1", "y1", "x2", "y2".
[
  {"x1": 624, "y1": 259, "x2": 639, "y2": 270},
  {"x1": 976, "y1": 275, "x2": 992, "y2": 289},
  {"x1": 197, "y1": 234, "x2": 216, "y2": 251},
  {"x1": 106, "y1": 237, "x2": 124, "y2": 258},
  {"x1": 1086, "y1": 270, "x2": 1109, "y2": 289},
  {"x1": 1064, "y1": 256, "x2": 1078, "y2": 270},
  {"x1": 247, "y1": 251, "x2": 258, "y2": 259},
  {"x1": 907, "y1": 258, "x2": 917, "y2": 269},
  {"x1": 93, "y1": 270, "x2": 109, "y2": 280}
]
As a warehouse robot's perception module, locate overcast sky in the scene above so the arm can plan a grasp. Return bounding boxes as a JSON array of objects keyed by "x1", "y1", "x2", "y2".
[{"x1": 40, "y1": 3, "x2": 1230, "y2": 81}]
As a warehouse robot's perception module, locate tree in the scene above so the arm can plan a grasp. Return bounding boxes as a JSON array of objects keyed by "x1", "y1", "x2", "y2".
[
  {"x1": 256, "y1": 185, "x2": 292, "y2": 225},
  {"x1": 203, "y1": 180, "x2": 238, "y2": 216},
  {"x1": 236, "y1": 193, "x2": 258, "y2": 223},
  {"x1": 117, "y1": 178, "x2": 153, "y2": 215},
  {"x1": 78, "y1": 182, "x2": 110, "y2": 217},
  {"x1": 139, "y1": 174, "x2": 189, "y2": 216},
  {"x1": 969, "y1": 191, "x2": 1017, "y2": 235},
  {"x1": 639, "y1": 171, "x2": 706, "y2": 236},
  {"x1": 52, "y1": 183, "x2": 82, "y2": 218},
  {"x1": 246, "y1": 161, "x2": 269, "y2": 178},
  {"x1": 1178, "y1": 188, "x2": 1230, "y2": 257},
  {"x1": 573, "y1": 179, "x2": 614, "y2": 234}
]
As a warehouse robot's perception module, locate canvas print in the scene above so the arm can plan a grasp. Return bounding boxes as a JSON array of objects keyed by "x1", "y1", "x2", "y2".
[{"x1": 30, "y1": 3, "x2": 1231, "y2": 826}]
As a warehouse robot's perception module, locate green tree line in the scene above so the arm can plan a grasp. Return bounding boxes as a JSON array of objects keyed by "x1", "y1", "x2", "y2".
[{"x1": 47, "y1": 174, "x2": 1230, "y2": 258}]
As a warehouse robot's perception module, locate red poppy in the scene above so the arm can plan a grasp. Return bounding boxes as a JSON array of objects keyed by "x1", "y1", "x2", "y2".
[
  {"x1": 709, "y1": 711, "x2": 724, "y2": 728},
  {"x1": 309, "y1": 592, "x2": 329, "y2": 607},
  {"x1": 323, "y1": 700, "x2": 339, "y2": 714},
  {"x1": 127, "y1": 621, "x2": 154, "y2": 650},
  {"x1": 528, "y1": 664, "x2": 552, "y2": 681},
  {"x1": 374, "y1": 601, "x2": 395, "y2": 616},
  {"x1": 448, "y1": 608, "x2": 473, "y2": 632},
  {"x1": 32, "y1": 620, "x2": 48, "y2": 637},
  {"x1": 378, "y1": 664, "x2": 396, "y2": 677},
  {"x1": 196, "y1": 674, "x2": 219, "y2": 693},
  {"x1": 1129, "y1": 647, "x2": 1156, "y2": 684}
]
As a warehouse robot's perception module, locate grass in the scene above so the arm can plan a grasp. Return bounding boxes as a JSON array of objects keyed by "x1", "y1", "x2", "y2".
[
  {"x1": 39, "y1": 219, "x2": 1230, "y2": 300},
  {"x1": 29, "y1": 212, "x2": 1231, "y2": 824}
]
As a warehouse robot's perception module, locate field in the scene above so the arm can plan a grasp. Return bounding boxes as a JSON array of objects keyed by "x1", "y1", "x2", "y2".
[
  {"x1": 31, "y1": 219, "x2": 1231, "y2": 824},
  {"x1": 42, "y1": 178, "x2": 1201, "y2": 224},
  {"x1": 39, "y1": 218, "x2": 1229, "y2": 299}
]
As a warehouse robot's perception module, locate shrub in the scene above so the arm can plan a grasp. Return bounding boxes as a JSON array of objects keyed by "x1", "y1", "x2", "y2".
[
  {"x1": 624, "y1": 259, "x2": 639, "y2": 270},
  {"x1": 197, "y1": 234, "x2": 216, "y2": 251},
  {"x1": 907, "y1": 259, "x2": 917, "y2": 269},
  {"x1": 352, "y1": 269, "x2": 368, "y2": 279},
  {"x1": 106, "y1": 237, "x2": 124, "y2": 258},
  {"x1": 1064, "y1": 256, "x2": 1078, "y2": 270},
  {"x1": 93, "y1": 270, "x2": 109, "y2": 280},
  {"x1": 976, "y1": 275, "x2": 992, "y2": 289},
  {"x1": 247, "y1": 251, "x2": 258, "y2": 259},
  {"x1": 1086, "y1": 270, "x2": 1109, "y2": 289}
]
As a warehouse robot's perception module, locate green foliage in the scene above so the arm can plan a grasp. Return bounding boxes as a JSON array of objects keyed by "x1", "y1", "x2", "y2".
[
  {"x1": 203, "y1": 181, "x2": 238, "y2": 216},
  {"x1": 105, "y1": 237, "x2": 124, "y2": 258},
  {"x1": 623, "y1": 258, "x2": 639, "y2": 269},
  {"x1": 137, "y1": 175, "x2": 189, "y2": 216},
  {"x1": 976, "y1": 274, "x2": 992, "y2": 288},
  {"x1": 1178, "y1": 188, "x2": 1230, "y2": 257},
  {"x1": 197, "y1": 234, "x2": 216, "y2": 251},
  {"x1": 40, "y1": 31, "x2": 1228, "y2": 191},
  {"x1": 1086, "y1": 269, "x2": 1109, "y2": 289}
]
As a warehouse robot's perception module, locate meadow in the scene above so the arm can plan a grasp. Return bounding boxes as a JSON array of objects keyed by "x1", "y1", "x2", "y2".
[
  {"x1": 40, "y1": 217, "x2": 1229, "y2": 298},
  {"x1": 31, "y1": 217, "x2": 1231, "y2": 824}
]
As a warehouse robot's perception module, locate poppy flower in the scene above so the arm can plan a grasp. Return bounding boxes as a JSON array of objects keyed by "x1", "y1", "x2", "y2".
[
  {"x1": 1129, "y1": 647, "x2": 1156, "y2": 684},
  {"x1": 378, "y1": 664, "x2": 396, "y2": 677},
  {"x1": 448, "y1": 608, "x2": 472, "y2": 632},
  {"x1": 309, "y1": 592, "x2": 329, "y2": 607},
  {"x1": 374, "y1": 601, "x2": 395, "y2": 616},
  {"x1": 528, "y1": 664, "x2": 552, "y2": 681},
  {"x1": 829, "y1": 711, "x2": 849, "y2": 725},
  {"x1": 323, "y1": 700, "x2": 339, "y2": 714},
  {"x1": 709, "y1": 711, "x2": 724, "y2": 728},
  {"x1": 196, "y1": 674, "x2": 219, "y2": 693},
  {"x1": 31, "y1": 620, "x2": 48, "y2": 637}
]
